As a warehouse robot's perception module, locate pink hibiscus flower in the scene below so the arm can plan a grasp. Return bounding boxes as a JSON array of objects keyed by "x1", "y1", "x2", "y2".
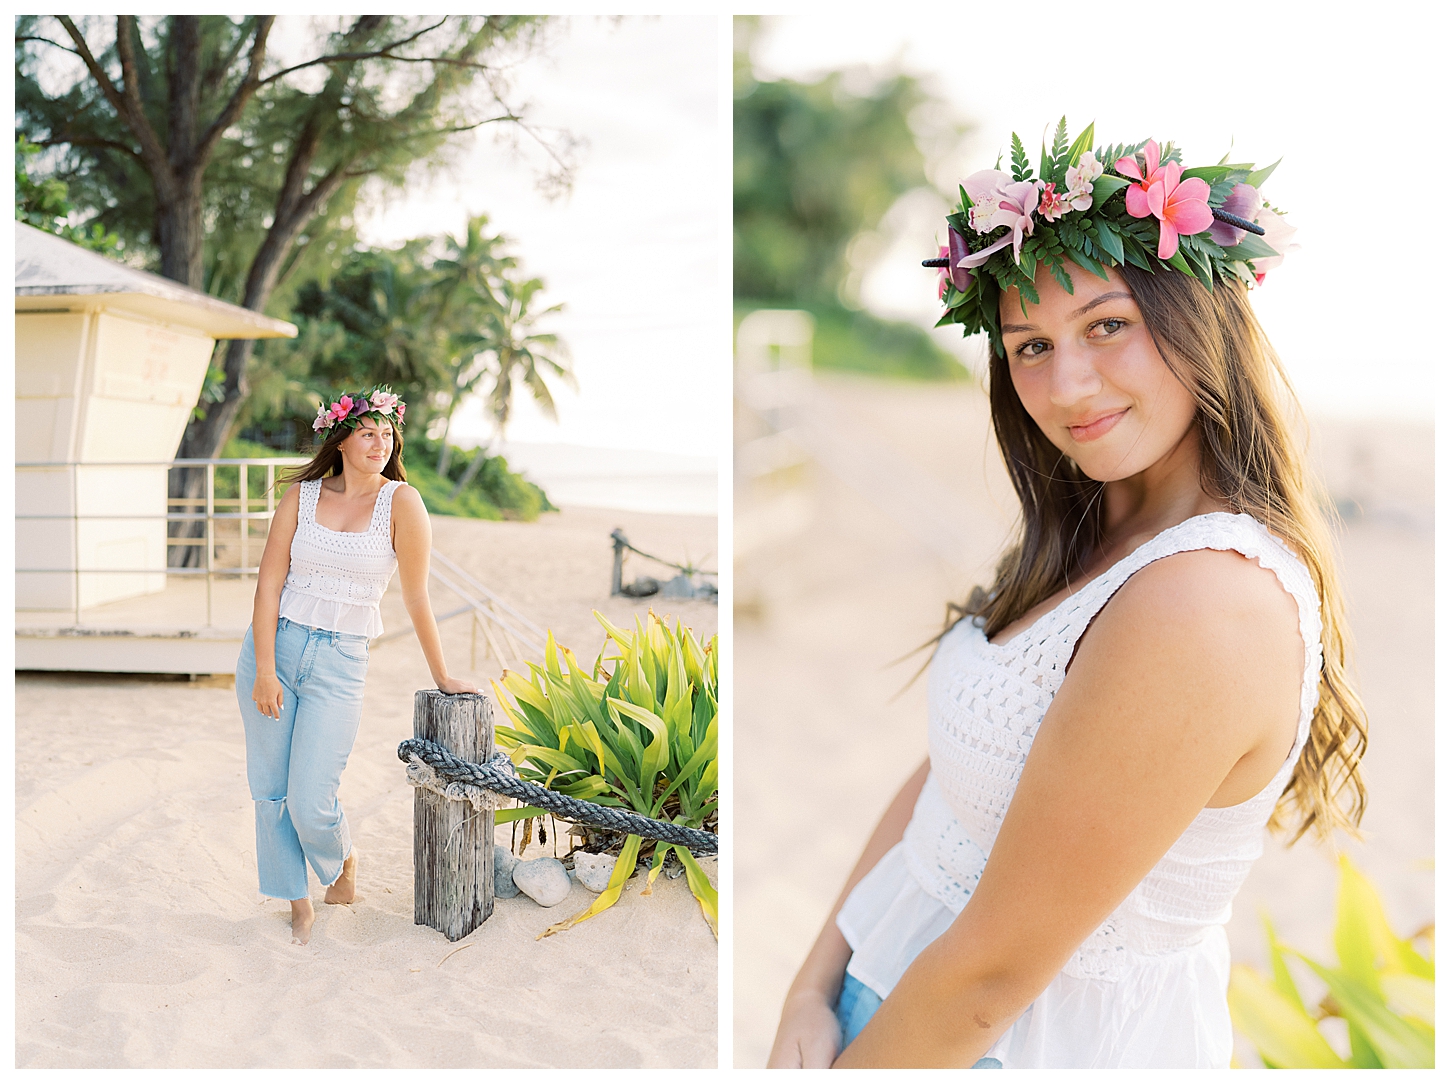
[{"x1": 1115, "y1": 140, "x2": 1211, "y2": 260}]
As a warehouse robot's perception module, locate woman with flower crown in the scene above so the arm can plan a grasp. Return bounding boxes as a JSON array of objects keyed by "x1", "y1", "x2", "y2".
[
  {"x1": 236, "y1": 387, "x2": 478, "y2": 945},
  {"x1": 767, "y1": 120, "x2": 1367, "y2": 1068}
]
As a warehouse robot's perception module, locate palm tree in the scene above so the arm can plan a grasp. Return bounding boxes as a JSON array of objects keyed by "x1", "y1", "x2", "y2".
[
  {"x1": 430, "y1": 216, "x2": 515, "y2": 474},
  {"x1": 449, "y1": 272, "x2": 573, "y2": 498}
]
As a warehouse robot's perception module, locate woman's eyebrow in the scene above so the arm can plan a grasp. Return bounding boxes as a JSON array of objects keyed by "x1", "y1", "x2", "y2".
[
  {"x1": 997, "y1": 289, "x2": 1131, "y2": 336},
  {"x1": 1068, "y1": 290, "x2": 1133, "y2": 320}
]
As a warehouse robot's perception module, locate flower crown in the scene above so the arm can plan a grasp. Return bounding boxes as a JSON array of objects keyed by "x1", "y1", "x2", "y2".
[
  {"x1": 312, "y1": 386, "x2": 406, "y2": 434},
  {"x1": 929, "y1": 118, "x2": 1295, "y2": 357}
]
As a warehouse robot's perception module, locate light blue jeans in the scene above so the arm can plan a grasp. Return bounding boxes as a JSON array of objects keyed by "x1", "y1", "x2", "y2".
[
  {"x1": 236, "y1": 617, "x2": 369, "y2": 900},
  {"x1": 836, "y1": 971, "x2": 1003, "y2": 1068}
]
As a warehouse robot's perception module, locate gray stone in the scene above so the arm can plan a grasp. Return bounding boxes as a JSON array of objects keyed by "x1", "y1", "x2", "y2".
[
  {"x1": 493, "y1": 847, "x2": 520, "y2": 899},
  {"x1": 512, "y1": 857, "x2": 571, "y2": 907},
  {"x1": 660, "y1": 573, "x2": 696, "y2": 599},
  {"x1": 572, "y1": 851, "x2": 617, "y2": 893}
]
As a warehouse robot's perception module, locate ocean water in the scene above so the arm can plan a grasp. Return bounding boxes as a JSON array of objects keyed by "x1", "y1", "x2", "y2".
[{"x1": 494, "y1": 443, "x2": 718, "y2": 518}]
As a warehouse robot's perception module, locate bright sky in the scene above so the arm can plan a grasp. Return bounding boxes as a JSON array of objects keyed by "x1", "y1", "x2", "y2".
[
  {"x1": 749, "y1": 10, "x2": 1440, "y2": 422},
  {"x1": 352, "y1": 13, "x2": 722, "y2": 456}
]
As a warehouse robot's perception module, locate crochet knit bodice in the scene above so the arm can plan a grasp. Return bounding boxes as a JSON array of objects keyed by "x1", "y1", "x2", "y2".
[
  {"x1": 835, "y1": 512, "x2": 1323, "y2": 1067},
  {"x1": 278, "y1": 478, "x2": 403, "y2": 638}
]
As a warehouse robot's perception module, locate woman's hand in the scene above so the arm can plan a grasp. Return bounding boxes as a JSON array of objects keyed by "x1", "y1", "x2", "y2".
[
  {"x1": 768, "y1": 990, "x2": 842, "y2": 1068},
  {"x1": 436, "y1": 676, "x2": 479, "y2": 695},
  {"x1": 252, "y1": 672, "x2": 286, "y2": 719}
]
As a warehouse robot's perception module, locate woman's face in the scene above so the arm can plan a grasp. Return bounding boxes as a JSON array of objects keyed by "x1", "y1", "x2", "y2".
[
  {"x1": 998, "y1": 263, "x2": 1199, "y2": 483},
  {"x1": 339, "y1": 416, "x2": 394, "y2": 474}
]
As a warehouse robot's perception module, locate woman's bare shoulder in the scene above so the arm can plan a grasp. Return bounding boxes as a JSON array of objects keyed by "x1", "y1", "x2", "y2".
[
  {"x1": 275, "y1": 481, "x2": 302, "y2": 510},
  {"x1": 391, "y1": 481, "x2": 426, "y2": 513},
  {"x1": 1111, "y1": 547, "x2": 1300, "y2": 642},
  {"x1": 1074, "y1": 546, "x2": 1303, "y2": 749}
]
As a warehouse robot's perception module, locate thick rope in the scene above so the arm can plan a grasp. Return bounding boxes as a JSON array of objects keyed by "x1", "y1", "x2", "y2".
[{"x1": 398, "y1": 738, "x2": 718, "y2": 854}]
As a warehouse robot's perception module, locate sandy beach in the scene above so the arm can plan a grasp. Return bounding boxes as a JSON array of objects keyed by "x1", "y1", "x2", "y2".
[
  {"x1": 733, "y1": 372, "x2": 1432, "y2": 1067},
  {"x1": 15, "y1": 505, "x2": 718, "y2": 1069}
]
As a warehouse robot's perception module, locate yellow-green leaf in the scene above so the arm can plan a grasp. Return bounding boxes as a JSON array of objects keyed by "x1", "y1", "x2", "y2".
[
  {"x1": 1227, "y1": 964, "x2": 1348, "y2": 1068},
  {"x1": 538, "y1": 833, "x2": 641, "y2": 938},
  {"x1": 1382, "y1": 973, "x2": 1434, "y2": 1027},
  {"x1": 1291, "y1": 953, "x2": 1435, "y2": 1069},
  {"x1": 674, "y1": 846, "x2": 718, "y2": 939},
  {"x1": 609, "y1": 697, "x2": 670, "y2": 777}
]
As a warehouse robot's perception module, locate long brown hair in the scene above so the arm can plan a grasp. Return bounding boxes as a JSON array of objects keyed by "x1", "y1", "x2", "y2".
[
  {"x1": 957, "y1": 265, "x2": 1367, "y2": 843},
  {"x1": 280, "y1": 416, "x2": 407, "y2": 487}
]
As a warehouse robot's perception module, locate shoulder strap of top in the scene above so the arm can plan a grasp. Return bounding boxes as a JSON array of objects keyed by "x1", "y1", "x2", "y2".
[
  {"x1": 1064, "y1": 512, "x2": 1323, "y2": 747},
  {"x1": 298, "y1": 478, "x2": 321, "y2": 525},
  {"x1": 371, "y1": 479, "x2": 404, "y2": 533}
]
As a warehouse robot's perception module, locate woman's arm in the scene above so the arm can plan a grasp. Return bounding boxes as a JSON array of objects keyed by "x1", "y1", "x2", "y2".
[
  {"x1": 249, "y1": 484, "x2": 300, "y2": 719},
  {"x1": 767, "y1": 757, "x2": 931, "y2": 1068},
  {"x1": 835, "y1": 549, "x2": 1302, "y2": 1067},
  {"x1": 391, "y1": 484, "x2": 477, "y2": 695}
]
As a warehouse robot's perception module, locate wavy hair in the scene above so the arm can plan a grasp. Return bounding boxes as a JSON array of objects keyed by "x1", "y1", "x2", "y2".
[{"x1": 956, "y1": 265, "x2": 1367, "y2": 843}]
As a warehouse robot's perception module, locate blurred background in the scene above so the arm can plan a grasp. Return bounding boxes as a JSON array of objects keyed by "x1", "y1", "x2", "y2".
[{"x1": 733, "y1": 12, "x2": 1434, "y2": 1068}]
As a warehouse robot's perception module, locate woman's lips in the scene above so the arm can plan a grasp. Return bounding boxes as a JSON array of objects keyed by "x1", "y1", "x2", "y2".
[{"x1": 1067, "y1": 408, "x2": 1128, "y2": 443}]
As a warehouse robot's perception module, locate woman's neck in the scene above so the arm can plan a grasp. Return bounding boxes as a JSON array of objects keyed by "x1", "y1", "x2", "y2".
[
  {"x1": 329, "y1": 462, "x2": 388, "y2": 495},
  {"x1": 1099, "y1": 424, "x2": 1225, "y2": 545}
]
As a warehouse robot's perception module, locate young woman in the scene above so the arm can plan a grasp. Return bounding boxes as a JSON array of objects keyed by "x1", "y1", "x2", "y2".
[
  {"x1": 768, "y1": 125, "x2": 1367, "y2": 1068},
  {"x1": 236, "y1": 387, "x2": 477, "y2": 945}
]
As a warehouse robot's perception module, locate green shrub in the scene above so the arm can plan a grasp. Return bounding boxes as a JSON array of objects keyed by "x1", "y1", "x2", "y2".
[{"x1": 493, "y1": 611, "x2": 719, "y2": 938}]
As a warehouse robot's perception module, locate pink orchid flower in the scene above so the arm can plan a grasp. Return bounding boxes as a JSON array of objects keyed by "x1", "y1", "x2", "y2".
[
  {"x1": 312, "y1": 406, "x2": 330, "y2": 432},
  {"x1": 1116, "y1": 141, "x2": 1212, "y2": 260},
  {"x1": 397, "y1": 402, "x2": 406, "y2": 420},
  {"x1": 1064, "y1": 152, "x2": 1102, "y2": 211},
  {"x1": 370, "y1": 390, "x2": 399, "y2": 413},
  {"x1": 1250, "y1": 207, "x2": 1297, "y2": 282},
  {"x1": 960, "y1": 169, "x2": 1040, "y2": 266},
  {"x1": 329, "y1": 396, "x2": 352, "y2": 421},
  {"x1": 1037, "y1": 181, "x2": 1068, "y2": 222},
  {"x1": 1208, "y1": 183, "x2": 1261, "y2": 248}
]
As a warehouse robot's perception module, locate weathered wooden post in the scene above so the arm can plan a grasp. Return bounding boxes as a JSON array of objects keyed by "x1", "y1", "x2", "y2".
[
  {"x1": 610, "y1": 528, "x2": 627, "y2": 596},
  {"x1": 413, "y1": 689, "x2": 494, "y2": 941}
]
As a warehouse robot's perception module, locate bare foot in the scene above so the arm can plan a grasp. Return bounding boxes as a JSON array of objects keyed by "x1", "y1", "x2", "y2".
[
  {"x1": 291, "y1": 898, "x2": 315, "y2": 944},
  {"x1": 325, "y1": 850, "x2": 357, "y2": 905}
]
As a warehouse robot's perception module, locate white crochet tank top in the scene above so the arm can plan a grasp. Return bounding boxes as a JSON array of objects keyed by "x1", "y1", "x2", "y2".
[
  {"x1": 277, "y1": 478, "x2": 403, "y2": 639},
  {"x1": 903, "y1": 512, "x2": 1322, "y2": 980}
]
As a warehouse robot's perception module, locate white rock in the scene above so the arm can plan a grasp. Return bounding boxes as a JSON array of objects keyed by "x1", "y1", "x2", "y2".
[
  {"x1": 511, "y1": 857, "x2": 571, "y2": 907},
  {"x1": 572, "y1": 851, "x2": 617, "y2": 893},
  {"x1": 493, "y1": 847, "x2": 520, "y2": 899}
]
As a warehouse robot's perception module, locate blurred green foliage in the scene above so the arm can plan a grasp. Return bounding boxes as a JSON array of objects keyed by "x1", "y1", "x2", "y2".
[
  {"x1": 15, "y1": 135, "x2": 124, "y2": 257},
  {"x1": 733, "y1": 17, "x2": 965, "y2": 381},
  {"x1": 1228, "y1": 855, "x2": 1433, "y2": 1068}
]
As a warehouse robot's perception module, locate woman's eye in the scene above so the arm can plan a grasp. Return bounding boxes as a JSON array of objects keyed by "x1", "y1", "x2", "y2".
[
  {"x1": 1092, "y1": 317, "x2": 1127, "y2": 336},
  {"x1": 1014, "y1": 340, "x2": 1050, "y2": 360}
]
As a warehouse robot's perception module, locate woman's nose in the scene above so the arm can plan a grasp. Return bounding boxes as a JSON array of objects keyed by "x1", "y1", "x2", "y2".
[{"x1": 1047, "y1": 344, "x2": 1102, "y2": 407}]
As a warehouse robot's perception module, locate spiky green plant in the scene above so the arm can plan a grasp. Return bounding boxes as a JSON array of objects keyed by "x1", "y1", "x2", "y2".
[
  {"x1": 492, "y1": 610, "x2": 718, "y2": 937},
  {"x1": 1228, "y1": 855, "x2": 1433, "y2": 1068}
]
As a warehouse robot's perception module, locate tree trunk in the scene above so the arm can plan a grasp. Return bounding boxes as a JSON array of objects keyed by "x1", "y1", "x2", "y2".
[{"x1": 450, "y1": 444, "x2": 492, "y2": 501}]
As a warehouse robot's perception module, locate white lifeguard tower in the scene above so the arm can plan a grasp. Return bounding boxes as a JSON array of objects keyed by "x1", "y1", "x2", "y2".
[{"x1": 15, "y1": 222, "x2": 299, "y2": 674}]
